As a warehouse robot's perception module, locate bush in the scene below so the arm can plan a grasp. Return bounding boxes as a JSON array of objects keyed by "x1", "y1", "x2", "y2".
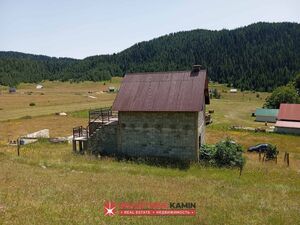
[
  {"x1": 200, "y1": 138, "x2": 245, "y2": 168},
  {"x1": 264, "y1": 85, "x2": 299, "y2": 108},
  {"x1": 199, "y1": 144, "x2": 215, "y2": 162},
  {"x1": 29, "y1": 102, "x2": 36, "y2": 106},
  {"x1": 210, "y1": 88, "x2": 221, "y2": 99},
  {"x1": 265, "y1": 145, "x2": 279, "y2": 160}
]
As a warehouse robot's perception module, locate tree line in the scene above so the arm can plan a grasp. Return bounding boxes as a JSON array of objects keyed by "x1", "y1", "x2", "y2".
[{"x1": 0, "y1": 22, "x2": 299, "y2": 91}]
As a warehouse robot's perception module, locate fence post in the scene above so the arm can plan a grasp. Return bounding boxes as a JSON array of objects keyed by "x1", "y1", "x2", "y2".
[
  {"x1": 17, "y1": 138, "x2": 20, "y2": 156},
  {"x1": 284, "y1": 152, "x2": 287, "y2": 162},
  {"x1": 239, "y1": 166, "x2": 243, "y2": 177},
  {"x1": 287, "y1": 153, "x2": 289, "y2": 167}
]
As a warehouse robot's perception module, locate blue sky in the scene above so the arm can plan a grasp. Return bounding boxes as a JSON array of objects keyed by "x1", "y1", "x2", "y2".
[{"x1": 0, "y1": 0, "x2": 299, "y2": 59}]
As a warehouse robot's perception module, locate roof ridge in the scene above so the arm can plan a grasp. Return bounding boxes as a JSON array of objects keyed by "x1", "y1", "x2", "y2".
[{"x1": 125, "y1": 70, "x2": 206, "y2": 76}]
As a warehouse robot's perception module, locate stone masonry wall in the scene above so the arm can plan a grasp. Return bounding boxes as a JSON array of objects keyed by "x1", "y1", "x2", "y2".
[
  {"x1": 87, "y1": 121, "x2": 118, "y2": 155},
  {"x1": 118, "y1": 112, "x2": 201, "y2": 161}
]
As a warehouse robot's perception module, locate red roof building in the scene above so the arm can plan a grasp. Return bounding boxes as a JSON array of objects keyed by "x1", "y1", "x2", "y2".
[
  {"x1": 275, "y1": 103, "x2": 300, "y2": 135},
  {"x1": 111, "y1": 65, "x2": 210, "y2": 161},
  {"x1": 277, "y1": 104, "x2": 300, "y2": 121},
  {"x1": 112, "y1": 69, "x2": 209, "y2": 112}
]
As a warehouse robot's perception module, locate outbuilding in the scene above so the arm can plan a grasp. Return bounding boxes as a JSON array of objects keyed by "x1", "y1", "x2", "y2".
[
  {"x1": 9, "y1": 87, "x2": 16, "y2": 93},
  {"x1": 255, "y1": 108, "x2": 278, "y2": 123},
  {"x1": 112, "y1": 65, "x2": 210, "y2": 161},
  {"x1": 77, "y1": 65, "x2": 210, "y2": 162},
  {"x1": 275, "y1": 104, "x2": 300, "y2": 135},
  {"x1": 36, "y1": 84, "x2": 43, "y2": 89},
  {"x1": 108, "y1": 86, "x2": 116, "y2": 92}
]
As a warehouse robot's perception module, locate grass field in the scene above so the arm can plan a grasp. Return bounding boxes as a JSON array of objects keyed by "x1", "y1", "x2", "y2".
[
  {"x1": 0, "y1": 78, "x2": 121, "y2": 121},
  {"x1": 0, "y1": 80, "x2": 299, "y2": 224}
]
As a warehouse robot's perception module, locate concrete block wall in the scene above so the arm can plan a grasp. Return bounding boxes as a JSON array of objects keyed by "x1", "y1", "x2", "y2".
[
  {"x1": 87, "y1": 121, "x2": 118, "y2": 155},
  {"x1": 118, "y1": 111, "x2": 201, "y2": 161}
]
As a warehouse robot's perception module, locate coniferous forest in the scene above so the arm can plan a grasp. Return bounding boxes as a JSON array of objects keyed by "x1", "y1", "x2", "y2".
[{"x1": 0, "y1": 22, "x2": 299, "y2": 91}]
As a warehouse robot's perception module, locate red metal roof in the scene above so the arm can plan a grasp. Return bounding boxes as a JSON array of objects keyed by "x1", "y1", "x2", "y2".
[
  {"x1": 277, "y1": 104, "x2": 300, "y2": 121},
  {"x1": 275, "y1": 121, "x2": 300, "y2": 129},
  {"x1": 112, "y1": 70, "x2": 209, "y2": 112}
]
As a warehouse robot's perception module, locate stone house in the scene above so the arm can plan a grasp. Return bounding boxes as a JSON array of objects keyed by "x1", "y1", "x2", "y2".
[{"x1": 74, "y1": 65, "x2": 210, "y2": 161}]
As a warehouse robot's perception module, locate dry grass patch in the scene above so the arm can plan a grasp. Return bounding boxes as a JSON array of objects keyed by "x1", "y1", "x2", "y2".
[{"x1": 0, "y1": 79, "x2": 121, "y2": 121}]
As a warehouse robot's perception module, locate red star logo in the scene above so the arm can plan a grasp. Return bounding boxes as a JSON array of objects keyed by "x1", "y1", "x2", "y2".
[{"x1": 104, "y1": 201, "x2": 116, "y2": 216}]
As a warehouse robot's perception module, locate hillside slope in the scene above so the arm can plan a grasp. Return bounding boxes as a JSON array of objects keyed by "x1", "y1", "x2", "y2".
[{"x1": 1, "y1": 22, "x2": 299, "y2": 91}]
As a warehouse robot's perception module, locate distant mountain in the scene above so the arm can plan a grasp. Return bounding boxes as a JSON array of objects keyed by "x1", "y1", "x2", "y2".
[{"x1": 1, "y1": 22, "x2": 299, "y2": 91}]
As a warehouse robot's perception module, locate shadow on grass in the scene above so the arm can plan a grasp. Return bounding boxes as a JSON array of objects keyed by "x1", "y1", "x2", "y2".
[{"x1": 104, "y1": 153, "x2": 191, "y2": 170}]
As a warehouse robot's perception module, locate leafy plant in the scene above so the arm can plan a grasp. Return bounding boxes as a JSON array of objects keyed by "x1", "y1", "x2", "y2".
[
  {"x1": 199, "y1": 144, "x2": 216, "y2": 162},
  {"x1": 265, "y1": 145, "x2": 279, "y2": 160},
  {"x1": 264, "y1": 85, "x2": 299, "y2": 108},
  {"x1": 200, "y1": 138, "x2": 245, "y2": 168}
]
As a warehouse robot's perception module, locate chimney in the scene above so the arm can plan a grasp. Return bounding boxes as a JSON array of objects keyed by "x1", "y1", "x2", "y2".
[{"x1": 192, "y1": 65, "x2": 203, "y2": 72}]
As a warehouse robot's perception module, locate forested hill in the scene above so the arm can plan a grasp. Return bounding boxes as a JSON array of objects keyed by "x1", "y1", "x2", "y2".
[{"x1": 1, "y1": 22, "x2": 300, "y2": 91}]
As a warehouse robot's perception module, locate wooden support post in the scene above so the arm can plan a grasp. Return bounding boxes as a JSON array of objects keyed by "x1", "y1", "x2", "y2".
[
  {"x1": 17, "y1": 138, "x2": 20, "y2": 156},
  {"x1": 262, "y1": 153, "x2": 265, "y2": 162},
  {"x1": 259, "y1": 151, "x2": 261, "y2": 161},
  {"x1": 83, "y1": 141, "x2": 88, "y2": 152},
  {"x1": 73, "y1": 140, "x2": 76, "y2": 152}
]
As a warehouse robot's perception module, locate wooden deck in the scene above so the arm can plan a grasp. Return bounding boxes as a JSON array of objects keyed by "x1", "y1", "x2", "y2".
[{"x1": 72, "y1": 107, "x2": 118, "y2": 154}]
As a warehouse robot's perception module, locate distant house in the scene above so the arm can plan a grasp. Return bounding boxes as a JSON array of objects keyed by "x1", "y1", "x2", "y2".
[
  {"x1": 275, "y1": 104, "x2": 300, "y2": 135},
  {"x1": 9, "y1": 87, "x2": 16, "y2": 93},
  {"x1": 230, "y1": 89, "x2": 237, "y2": 93},
  {"x1": 108, "y1": 86, "x2": 116, "y2": 92},
  {"x1": 255, "y1": 108, "x2": 278, "y2": 123},
  {"x1": 36, "y1": 84, "x2": 43, "y2": 89}
]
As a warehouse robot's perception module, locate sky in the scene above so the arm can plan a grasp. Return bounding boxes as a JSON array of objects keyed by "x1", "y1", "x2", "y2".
[{"x1": 0, "y1": 0, "x2": 299, "y2": 59}]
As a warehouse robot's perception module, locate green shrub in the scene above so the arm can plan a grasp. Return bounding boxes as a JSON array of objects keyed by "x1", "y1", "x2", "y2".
[
  {"x1": 200, "y1": 138, "x2": 245, "y2": 168},
  {"x1": 265, "y1": 145, "x2": 279, "y2": 160},
  {"x1": 214, "y1": 138, "x2": 245, "y2": 168},
  {"x1": 199, "y1": 144, "x2": 215, "y2": 162},
  {"x1": 29, "y1": 102, "x2": 36, "y2": 106}
]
